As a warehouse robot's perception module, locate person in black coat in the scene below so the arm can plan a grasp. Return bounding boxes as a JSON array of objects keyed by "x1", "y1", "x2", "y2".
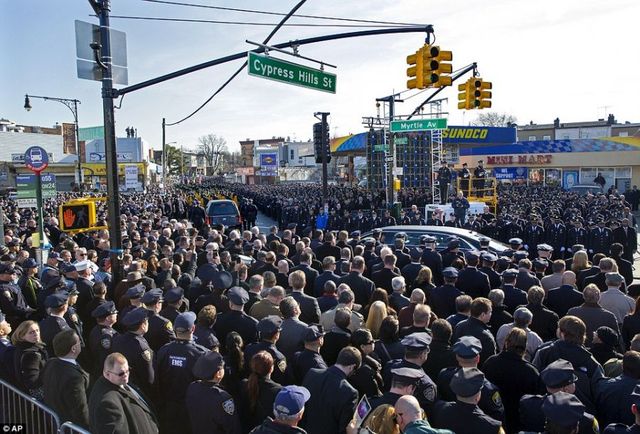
[
  {"x1": 89, "y1": 352, "x2": 159, "y2": 434},
  {"x1": 348, "y1": 328, "x2": 383, "y2": 399},
  {"x1": 141, "y1": 289, "x2": 176, "y2": 352},
  {"x1": 371, "y1": 255, "x2": 401, "y2": 295},
  {"x1": 525, "y1": 286, "x2": 560, "y2": 343},
  {"x1": 622, "y1": 299, "x2": 640, "y2": 350},
  {"x1": 186, "y1": 351, "x2": 242, "y2": 434},
  {"x1": 214, "y1": 287, "x2": 259, "y2": 351},
  {"x1": 301, "y1": 348, "x2": 360, "y2": 434},
  {"x1": 456, "y1": 252, "x2": 491, "y2": 299},
  {"x1": 239, "y1": 350, "x2": 283, "y2": 433},
  {"x1": 11, "y1": 320, "x2": 48, "y2": 400},
  {"x1": 487, "y1": 289, "x2": 514, "y2": 337},
  {"x1": 422, "y1": 319, "x2": 457, "y2": 380},
  {"x1": 546, "y1": 272, "x2": 584, "y2": 318},
  {"x1": 289, "y1": 271, "x2": 321, "y2": 325},
  {"x1": 320, "y1": 308, "x2": 352, "y2": 366},
  {"x1": 42, "y1": 330, "x2": 90, "y2": 429},
  {"x1": 430, "y1": 267, "x2": 463, "y2": 319},
  {"x1": 420, "y1": 236, "x2": 444, "y2": 285},
  {"x1": 290, "y1": 326, "x2": 327, "y2": 385},
  {"x1": 313, "y1": 257, "x2": 340, "y2": 297},
  {"x1": 39, "y1": 292, "x2": 72, "y2": 350},
  {"x1": 483, "y1": 328, "x2": 543, "y2": 433},
  {"x1": 452, "y1": 298, "x2": 496, "y2": 367},
  {"x1": 313, "y1": 233, "x2": 341, "y2": 262},
  {"x1": 88, "y1": 301, "x2": 120, "y2": 379},
  {"x1": 337, "y1": 257, "x2": 375, "y2": 307},
  {"x1": 289, "y1": 253, "x2": 319, "y2": 296},
  {"x1": 501, "y1": 269, "x2": 528, "y2": 314}
]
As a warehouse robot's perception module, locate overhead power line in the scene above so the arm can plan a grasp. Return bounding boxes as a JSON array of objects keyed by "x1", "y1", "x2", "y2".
[{"x1": 139, "y1": 0, "x2": 421, "y2": 27}]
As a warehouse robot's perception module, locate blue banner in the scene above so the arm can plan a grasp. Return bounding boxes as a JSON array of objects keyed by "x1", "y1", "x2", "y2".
[
  {"x1": 442, "y1": 126, "x2": 516, "y2": 144},
  {"x1": 260, "y1": 153, "x2": 278, "y2": 167},
  {"x1": 493, "y1": 167, "x2": 528, "y2": 180}
]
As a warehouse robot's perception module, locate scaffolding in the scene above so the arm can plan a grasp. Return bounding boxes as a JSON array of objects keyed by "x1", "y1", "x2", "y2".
[{"x1": 456, "y1": 175, "x2": 498, "y2": 213}]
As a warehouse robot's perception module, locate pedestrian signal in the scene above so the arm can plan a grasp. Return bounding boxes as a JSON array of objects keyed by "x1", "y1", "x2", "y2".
[{"x1": 59, "y1": 202, "x2": 97, "y2": 231}]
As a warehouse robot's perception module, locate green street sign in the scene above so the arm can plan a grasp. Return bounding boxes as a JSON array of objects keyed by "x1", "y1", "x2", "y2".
[
  {"x1": 248, "y1": 52, "x2": 337, "y2": 94},
  {"x1": 374, "y1": 144, "x2": 388, "y2": 152},
  {"x1": 16, "y1": 175, "x2": 36, "y2": 199},
  {"x1": 390, "y1": 118, "x2": 448, "y2": 133},
  {"x1": 41, "y1": 173, "x2": 57, "y2": 199}
]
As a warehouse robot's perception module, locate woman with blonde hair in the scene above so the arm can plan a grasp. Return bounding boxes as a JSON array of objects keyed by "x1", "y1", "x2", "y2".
[
  {"x1": 364, "y1": 404, "x2": 400, "y2": 434},
  {"x1": 571, "y1": 250, "x2": 590, "y2": 274},
  {"x1": 11, "y1": 320, "x2": 48, "y2": 400},
  {"x1": 413, "y1": 267, "x2": 435, "y2": 299},
  {"x1": 366, "y1": 300, "x2": 389, "y2": 339}
]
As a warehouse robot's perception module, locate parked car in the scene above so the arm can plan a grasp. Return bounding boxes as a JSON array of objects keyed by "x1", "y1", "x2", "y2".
[
  {"x1": 569, "y1": 184, "x2": 601, "y2": 195},
  {"x1": 205, "y1": 199, "x2": 242, "y2": 230},
  {"x1": 361, "y1": 225, "x2": 508, "y2": 254}
]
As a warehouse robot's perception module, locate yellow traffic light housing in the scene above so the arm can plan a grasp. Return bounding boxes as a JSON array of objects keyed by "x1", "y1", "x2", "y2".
[
  {"x1": 58, "y1": 197, "x2": 108, "y2": 233},
  {"x1": 457, "y1": 81, "x2": 471, "y2": 110},
  {"x1": 393, "y1": 178, "x2": 401, "y2": 191},
  {"x1": 406, "y1": 47, "x2": 425, "y2": 89},
  {"x1": 423, "y1": 45, "x2": 453, "y2": 88},
  {"x1": 472, "y1": 78, "x2": 492, "y2": 109}
]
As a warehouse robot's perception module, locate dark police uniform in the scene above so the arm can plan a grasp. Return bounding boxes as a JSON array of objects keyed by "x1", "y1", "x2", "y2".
[
  {"x1": 40, "y1": 314, "x2": 71, "y2": 350},
  {"x1": 155, "y1": 337, "x2": 208, "y2": 434},
  {"x1": 473, "y1": 163, "x2": 487, "y2": 198},
  {"x1": 291, "y1": 348, "x2": 327, "y2": 385},
  {"x1": 145, "y1": 310, "x2": 175, "y2": 352},
  {"x1": 214, "y1": 310, "x2": 258, "y2": 352},
  {"x1": 438, "y1": 165, "x2": 452, "y2": 202},
  {"x1": 519, "y1": 394, "x2": 599, "y2": 434},
  {"x1": 437, "y1": 367, "x2": 504, "y2": 422},
  {"x1": 244, "y1": 340, "x2": 290, "y2": 386},
  {"x1": 89, "y1": 324, "x2": 118, "y2": 377},
  {"x1": 186, "y1": 380, "x2": 241, "y2": 434}
]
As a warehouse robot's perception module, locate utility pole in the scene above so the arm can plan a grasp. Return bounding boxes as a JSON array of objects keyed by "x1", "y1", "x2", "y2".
[
  {"x1": 376, "y1": 94, "x2": 403, "y2": 209},
  {"x1": 91, "y1": 0, "x2": 123, "y2": 284},
  {"x1": 162, "y1": 117, "x2": 166, "y2": 188},
  {"x1": 314, "y1": 112, "x2": 330, "y2": 204}
]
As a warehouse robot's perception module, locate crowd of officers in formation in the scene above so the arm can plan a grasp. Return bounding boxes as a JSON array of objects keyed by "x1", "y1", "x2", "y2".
[{"x1": 0, "y1": 181, "x2": 638, "y2": 434}]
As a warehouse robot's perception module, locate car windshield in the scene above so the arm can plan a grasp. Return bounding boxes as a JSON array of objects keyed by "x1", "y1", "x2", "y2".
[{"x1": 209, "y1": 202, "x2": 237, "y2": 215}]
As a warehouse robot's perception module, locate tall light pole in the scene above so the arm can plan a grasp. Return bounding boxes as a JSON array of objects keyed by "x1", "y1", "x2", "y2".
[{"x1": 24, "y1": 94, "x2": 83, "y2": 191}]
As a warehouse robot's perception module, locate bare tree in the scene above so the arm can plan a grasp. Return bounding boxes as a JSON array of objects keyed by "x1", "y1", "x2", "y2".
[
  {"x1": 198, "y1": 134, "x2": 228, "y2": 175},
  {"x1": 471, "y1": 112, "x2": 517, "y2": 127}
]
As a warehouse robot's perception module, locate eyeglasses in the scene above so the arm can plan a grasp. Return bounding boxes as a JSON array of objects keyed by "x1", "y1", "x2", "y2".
[{"x1": 108, "y1": 368, "x2": 130, "y2": 377}]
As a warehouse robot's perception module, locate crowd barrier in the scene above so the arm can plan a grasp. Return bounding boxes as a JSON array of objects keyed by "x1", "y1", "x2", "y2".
[{"x1": 0, "y1": 379, "x2": 91, "y2": 434}]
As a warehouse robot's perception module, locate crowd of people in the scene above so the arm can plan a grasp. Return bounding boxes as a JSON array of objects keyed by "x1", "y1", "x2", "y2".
[{"x1": 0, "y1": 180, "x2": 638, "y2": 434}]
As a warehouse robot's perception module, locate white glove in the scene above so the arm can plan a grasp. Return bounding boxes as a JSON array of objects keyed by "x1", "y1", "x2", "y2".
[
  {"x1": 588, "y1": 249, "x2": 593, "y2": 254},
  {"x1": 524, "y1": 245, "x2": 529, "y2": 250},
  {"x1": 560, "y1": 247, "x2": 565, "y2": 252}
]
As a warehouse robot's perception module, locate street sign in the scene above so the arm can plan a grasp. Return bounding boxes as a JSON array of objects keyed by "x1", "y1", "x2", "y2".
[
  {"x1": 16, "y1": 175, "x2": 36, "y2": 199},
  {"x1": 390, "y1": 118, "x2": 448, "y2": 133},
  {"x1": 24, "y1": 146, "x2": 49, "y2": 173},
  {"x1": 41, "y1": 174, "x2": 57, "y2": 199},
  {"x1": 393, "y1": 167, "x2": 404, "y2": 176},
  {"x1": 17, "y1": 198, "x2": 37, "y2": 209},
  {"x1": 374, "y1": 144, "x2": 388, "y2": 152},
  {"x1": 248, "y1": 52, "x2": 337, "y2": 94},
  {"x1": 75, "y1": 20, "x2": 128, "y2": 85}
]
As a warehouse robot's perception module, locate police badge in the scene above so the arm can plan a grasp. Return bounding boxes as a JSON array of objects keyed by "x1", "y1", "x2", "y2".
[
  {"x1": 278, "y1": 360, "x2": 287, "y2": 372},
  {"x1": 142, "y1": 349, "x2": 152, "y2": 362},
  {"x1": 101, "y1": 338, "x2": 111, "y2": 349},
  {"x1": 222, "y1": 398, "x2": 235, "y2": 415}
]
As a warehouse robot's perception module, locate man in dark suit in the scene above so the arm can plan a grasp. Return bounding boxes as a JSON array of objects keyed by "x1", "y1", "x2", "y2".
[
  {"x1": 583, "y1": 257, "x2": 625, "y2": 293},
  {"x1": 430, "y1": 267, "x2": 463, "y2": 319},
  {"x1": 610, "y1": 243, "x2": 634, "y2": 286},
  {"x1": 393, "y1": 238, "x2": 412, "y2": 270},
  {"x1": 302, "y1": 347, "x2": 360, "y2": 434},
  {"x1": 337, "y1": 256, "x2": 374, "y2": 307},
  {"x1": 372, "y1": 254, "x2": 401, "y2": 294},
  {"x1": 420, "y1": 236, "x2": 444, "y2": 285},
  {"x1": 589, "y1": 219, "x2": 614, "y2": 255},
  {"x1": 313, "y1": 232, "x2": 341, "y2": 262},
  {"x1": 545, "y1": 271, "x2": 584, "y2": 318},
  {"x1": 314, "y1": 257, "x2": 341, "y2": 297},
  {"x1": 42, "y1": 329, "x2": 90, "y2": 429},
  {"x1": 89, "y1": 352, "x2": 159, "y2": 434},
  {"x1": 290, "y1": 252, "x2": 320, "y2": 296},
  {"x1": 456, "y1": 251, "x2": 491, "y2": 299},
  {"x1": 289, "y1": 270, "x2": 321, "y2": 325},
  {"x1": 401, "y1": 250, "x2": 424, "y2": 289}
]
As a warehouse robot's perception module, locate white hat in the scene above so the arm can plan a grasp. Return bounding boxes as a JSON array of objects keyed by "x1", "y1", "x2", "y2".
[{"x1": 74, "y1": 260, "x2": 89, "y2": 272}]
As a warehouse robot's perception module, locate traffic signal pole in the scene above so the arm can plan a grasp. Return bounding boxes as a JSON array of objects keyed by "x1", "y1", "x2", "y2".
[
  {"x1": 314, "y1": 112, "x2": 330, "y2": 204},
  {"x1": 92, "y1": 0, "x2": 123, "y2": 284},
  {"x1": 376, "y1": 94, "x2": 403, "y2": 209}
]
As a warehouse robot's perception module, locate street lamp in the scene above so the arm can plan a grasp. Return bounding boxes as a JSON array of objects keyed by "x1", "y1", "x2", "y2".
[{"x1": 24, "y1": 94, "x2": 84, "y2": 192}]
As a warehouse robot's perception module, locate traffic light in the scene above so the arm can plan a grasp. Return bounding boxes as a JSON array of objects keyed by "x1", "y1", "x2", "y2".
[
  {"x1": 313, "y1": 121, "x2": 331, "y2": 164},
  {"x1": 424, "y1": 45, "x2": 453, "y2": 88},
  {"x1": 457, "y1": 80, "x2": 471, "y2": 110},
  {"x1": 471, "y1": 78, "x2": 492, "y2": 109},
  {"x1": 59, "y1": 201, "x2": 97, "y2": 232},
  {"x1": 406, "y1": 46, "x2": 425, "y2": 89}
]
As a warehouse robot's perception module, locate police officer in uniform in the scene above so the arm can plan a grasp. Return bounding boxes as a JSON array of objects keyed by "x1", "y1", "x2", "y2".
[
  {"x1": 603, "y1": 384, "x2": 640, "y2": 433},
  {"x1": 0, "y1": 263, "x2": 35, "y2": 328},
  {"x1": 160, "y1": 287, "x2": 186, "y2": 323},
  {"x1": 437, "y1": 336, "x2": 504, "y2": 423},
  {"x1": 420, "y1": 236, "x2": 443, "y2": 285},
  {"x1": 474, "y1": 160, "x2": 487, "y2": 198},
  {"x1": 438, "y1": 160, "x2": 452, "y2": 203},
  {"x1": 244, "y1": 316, "x2": 290, "y2": 386},
  {"x1": 541, "y1": 391, "x2": 588, "y2": 434},
  {"x1": 524, "y1": 215, "x2": 545, "y2": 255},
  {"x1": 290, "y1": 325, "x2": 327, "y2": 385},
  {"x1": 370, "y1": 367, "x2": 423, "y2": 409},
  {"x1": 545, "y1": 214, "x2": 567, "y2": 259},
  {"x1": 520, "y1": 359, "x2": 599, "y2": 434},
  {"x1": 117, "y1": 284, "x2": 145, "y2": 333},
  {"x1": 479, "y1": 252, "x2": 502, "y2": 290},
  {"x1": 141, "y1": 289, "x2": 175, "y2": 352},
  {"x1": 39, "y1": 292, "x2": 72, "y2": 350},
  {"x1": 383, "y1": 333, "x2": 438, "y2": 413},
  {"x1": 186, "y1": 351, "x2": 242, "y2": 434},
  {"x1": 89, "y1": 301, "x2": 119, "y2": 380},
  {"x1": 111, "y1": 307, "x2": 155, "y2": 400},
  {"x1": 214, "y1": 286, "x2": 259, "y2": 352},
  {"x1": 155, "y1": 311, "x2": 208, "y2": 434},
  {"x1": 458, "y1": 163, "x2": 471, "y2": 197},
  {"x1": 432, "y1": 368, "x2": 504, "y2": 434}
]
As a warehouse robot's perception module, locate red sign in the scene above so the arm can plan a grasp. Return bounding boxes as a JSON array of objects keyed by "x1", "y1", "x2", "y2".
[{"x1": 487, "y1": 154, "x2": 552, "y2": 165}]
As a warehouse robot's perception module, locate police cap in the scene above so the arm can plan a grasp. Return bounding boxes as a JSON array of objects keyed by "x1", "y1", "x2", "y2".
[
  {"x1": 227, "y1": 286, "x2": 250, "y2": 306},
  {"x1": 141, "y1": 289, "x2": 163, "y2": 305},
  {"x1": 537, "y1": 244, "x2": 553, "y2": 252},
  {"x1": 91, "y1": 301, "x2": 117, "y2": 318},
  {"x1": 572, "y1": 244, "x2": 585, "y2": 252},
  {"x1": 44, "y1": 276, "x2": 65, "y2": 291},
  {"x1": 514, "y1": 251, "x2": 529, "y2": 261},
  {"x1": 121, "y1": 307, "x2": 150, "y2": 327},
  {"x1": 74, "y1": 260, "x2": 90, "y2": 272},
  {"x1": 447, "y1": 238, "x2": 460, "y2": 249},
  {"x1": 421, "y1": 235, "x2": 437, "y2": 244},
  {"x1": 350, "y1": 230, "x2": 361, "y2": 238},
  {"x1": 481, "y1": 252, "x2": 497, "y2": 262},
  {"x1": 464, "y1": 250, "x2": 480, "y2": 261},
  {"x1": 303, "y1": 325, "x2": 324, "y2": 342},
  {"x1": 287, "y1": 223, "x2": 298, "y2": 230},
  {"x1": 502, "y1": 268, "x2": 519, "y2": 279},
  {"x1": 126, "y1": 284, "x2": 145, "y2": 299},
  {"x1": 442, "y1": 267, "x2": 459, "y2": 279},
  {"x1": 400, "y1": 332, "x2": 431, "y2": 351},
  {"x1": 533, "y1": 258, "x2": 548, "y2": 269},
  {"x1": 372, "y1": 228, "x2": 382, "y2": 235},
  {"x1": 192, "y1": 351, "x2": 225, "y2": 380},
  {"x1": 450, "y1": 367, "x2": 485, "y2": 398},
  {"x1": 363, "y1": 237, "x2": 376, "y2": 247},
  {"x1": 63, "y1": 264, "x2": 77, "y2": 274},
  {"x1": 174, "y1": 311, "x2": 197, "y2": 332},
  {"x1": 595, "y1": 326, "x2": 619, "y2": 347},
  {"x1": 257, "y1": 315, "x2": 283, "y2": 335},
  {"x1": 452, "y1": 336, "x2": 482, "y2": 359},
  {"x1": 540, "y1": 359, "x2": 578, "y2": 388},
  {"x1": 22, "y1": 258, "x2": 38, "y2": 269},
  {"x1": 164, "y1": 287, "x2": 184, "y2": 303},
  {"x1": 390, "y1": 367, "x2": 423, "y2": 384},
  {"x1": 45, "y1": 292, "x2": 69, "y2": 309},
  {"x1": 479, "y1": 236, "x2": 491, "y2": 245},
  {"x1": 542, "y1": 392, "x2": 584, "y2": 427},
  {"x1": 605, "y1": 272, "x2": 624, "y2": 286},
  {"x1": 395, "y1": 232, "x2": 407, "y2": 239},
  {"x1": 509, "y1": 238, "x2": 523, "y2": 246}
]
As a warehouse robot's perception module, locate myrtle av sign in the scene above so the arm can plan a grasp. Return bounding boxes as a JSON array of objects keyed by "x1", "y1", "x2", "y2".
[
  {"x1": 390, "y1": 118, "x2": 448, "y2": 133},
  {"x1": 248, "y1": 52, "x2": 337, "y2": 94}
]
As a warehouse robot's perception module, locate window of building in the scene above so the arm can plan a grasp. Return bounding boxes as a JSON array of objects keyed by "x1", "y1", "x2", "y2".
[
  {"x1": 529, "y1": 168, "x2": 544, "y2": 185},
  {"x1": 543, "y1": 135, "x2": 551, "y2": 140},
  {"x1": 562, "y1": 135, "x2": 570, "y2": 140},
  {"x1": 528, "y1": 135, "x2": 536, "y2": 141},
  {"x1": 615, "y1": 167, "x2": 632, "y2": 178},
  {"x1": 618, "y1": 132, "x2": 629, "y2": 137},
  {"x1": 545, "y1": 169, "x2": 561, "y2": 186},
  {"x1": 290, "y1": 150, "x2": 295, "y2": 159}
]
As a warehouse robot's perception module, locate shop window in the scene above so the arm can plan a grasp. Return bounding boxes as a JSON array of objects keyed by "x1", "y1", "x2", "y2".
[
  {"x1": 543, "y1": 135, "x2": 551, "y2": 140},
  {"x1": 545, "y1": 169, "x2": 561, "y2": 186},
  {"x1": 528, "y1": 135, "x2": 536, "y2": 141},
  {"x1": 615, "y1": 167, "x2": 631, "y2": 178},
  {"x1": 529, "y1": 168, "x2": 544, "y2": 185},
  {"x1": 618, "y1": 132, "x2": 629, "y2": 137}
]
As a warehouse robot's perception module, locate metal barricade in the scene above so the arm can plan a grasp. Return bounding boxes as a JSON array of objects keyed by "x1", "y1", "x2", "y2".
[
  {"x1": 59, "y1": 422, "x2": 92, "y2": 434},
  {"x1": 0, "y1": 379, "x2": 60, "y2": 433}
]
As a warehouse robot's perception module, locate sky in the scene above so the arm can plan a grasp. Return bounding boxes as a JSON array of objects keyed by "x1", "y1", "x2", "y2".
[{"x1": 1, "y1": 0, "x2": 639, "y2": 154}]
